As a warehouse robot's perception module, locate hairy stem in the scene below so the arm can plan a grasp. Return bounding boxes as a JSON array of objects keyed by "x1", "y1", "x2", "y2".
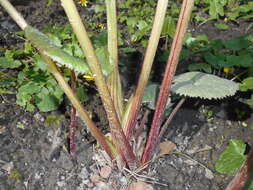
[
  {"x1": 142, "y1": 0, "x2": 194, "y2": 164},
  {"x1": 60, "y1": 0, "x2": 136, "y2": 169},
  {"x1": 123, "y1": 0, "x2": 168, "y2": 138},
  {"x1": 105, "y1": 0, "x2": 123, "y2": 120}
]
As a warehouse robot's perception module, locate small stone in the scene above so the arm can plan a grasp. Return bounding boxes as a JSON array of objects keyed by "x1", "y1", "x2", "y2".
[
  {"x1": 79, "y1": 167, "x2": 89, "y2": 179},
  {"x1": 34, "y1": 113, "x2": 45, "y2": 122},
  {"x1": 57, "y1": 181, "x2": 66, "y2": 187},
  {"x1": 128, "y1": 181, "x2": 153, "y2": 190},
  {"x1": 1, "y1": 161, "x2": 14, "y2": 174},
  {"x1": 90, "y1": 174, "x2": 101, "y2": 184},
  {"x1": 99, "y1": 166, "x2": 112, "y2": 178}
]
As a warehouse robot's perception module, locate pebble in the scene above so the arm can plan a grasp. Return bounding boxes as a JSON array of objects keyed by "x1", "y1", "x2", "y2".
[
  {"x1": 78, "y1": 167, "x2": 89, "y2": 179},
  {"x1": 99, "y1": 166, "x2": 112, "y2": 179}
]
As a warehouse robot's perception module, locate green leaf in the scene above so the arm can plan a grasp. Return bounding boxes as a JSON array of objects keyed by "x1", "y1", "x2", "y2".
[
  {"x1": 0, "y1": 88, "x2": 13, "y2": 94},
  {"x1": 240, "y1": 77, "x2": 253, "y2": 91},
  {"x1": 245, "y1": 95, "x2": 253, "y2": 107},
  {"x1": 208, "y1": 0, "x2": 226, "y2": 19},
  {"x1": 226, "y1": 53, "x2": 253, "y2": 67},
  {"x1": 95, "y1": 46, "x2": 113, "y2": 76},
  {"x1": 0, "y1": 57, "x2": 22, "y2": 69},
  {"x1": 36, "y1": 95, "x2": 59, "y2": 112},
  {"x1": 24, "y1": 26, "x2": 91, "y2": 75},
  {"x1": 188, "y1": 63, "x2": 212, "y2": 73},
  {"x1": 223, "y1": 36, "x2": 252, "y2": 51},
  {"x1": 214, "y1": 23, "x2": 229, "y2": 30},
  {"x1": 171, "y1": 72, "x2": 239, "y2": 99},
  {"x1": 34, "y1": 54, "x2": 48, "y2": 71},
  {"x1": 215, "y1": 139, "x2": 246, "y2": 174},
  {"x1": 162, "y1": 16, "x2": 176, "y2": 38},
  {"x1": 77, "y1": 86, "x2": 89, "y2": 103},
  {"x1": 142, "y1": 83, "x2": 159, "y2": 109},
  {"x1": 204, "y1": 52, "x2": 227, "y2": 69}
]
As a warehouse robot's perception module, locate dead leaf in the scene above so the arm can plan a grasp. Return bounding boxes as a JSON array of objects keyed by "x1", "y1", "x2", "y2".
[
  {"x1": 159, "y1": 141, "x2": 177, "y2": 156},
  {"x1": 128, "y1": 181, "x2": 153, "y2": 190}
]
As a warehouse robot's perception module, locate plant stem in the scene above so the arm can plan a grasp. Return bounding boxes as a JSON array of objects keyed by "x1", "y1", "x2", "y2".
[
  {"x1": 0, "y1": 0, "x2": 27, "y2": 30},
  {"x1": 142, "y1": 0, "x2": 194, "y2": 164},
  {"x1": 70, "y1": 71, "x2": 77, "y2": 156},
  {"x1": 60, "y1": 0, "x2": 136, "y2": 169},
  {"x1": 105, "y1": 0, "x2": 123, "y2": 120},
  {"x1": 159, "y1": 97, "x2": 186, "y2": 139},
  {"x1": 123, "y1": 0, "x2": 168, "y2": 138},
  {"x1": 41, "y1": 53, "x2": 114, "y2": 159}
]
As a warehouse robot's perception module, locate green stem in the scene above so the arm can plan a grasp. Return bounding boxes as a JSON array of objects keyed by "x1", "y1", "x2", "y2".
[
  {"x1": 123, "y1": 0, "x2": 168, "y2": 138},
  {"x1": 142, "y1": 0, "x2": 194, "y2": 164},
  {"x1": 105, "y1": 0, "x2": 123, "y2": 120},
  {"x1": 60, "y1": 0, "x2": 136, "y2": 169}
]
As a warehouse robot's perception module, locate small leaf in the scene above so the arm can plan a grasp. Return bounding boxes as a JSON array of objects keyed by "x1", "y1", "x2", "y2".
[
  {"x1": 223, "y1": 36, "x2": 252, "y2": 51},
  {"x1": 209, "y1": 0, "x2": 226, "y2": 19},
  {"x1": 171, "y1": 72, "x2": 239, "y2": 99},
  {"x1": 215, "y1": 139, "x2": 246, "y2": 174},
  {"x1": 162, "y1": 16, "x2": 176, "y2": 37},
  {"x1": 0, "y1": 57, "x2": 22, "y2": 69},
  {"x1": 204, "y1": 52, "x2": 228, "y2": 69},
  {"x1": 36, "y1": 94, "x2": 59, "y2": 112},
  {"x1": 240, "y1": 77, "x2": 253, "y2": 91},
  {"x1": 77, "y1": 86, "x2": 89, "y2": 103},
  {"x1": 214, "y1": 23, "x2": 229, "y2": 30},
  {"x1": 188, "y1": 63, "x2": 212, "y2": 73},
  {"x1": 142, "y1": 83, "x2": 159, "y2": 109}
]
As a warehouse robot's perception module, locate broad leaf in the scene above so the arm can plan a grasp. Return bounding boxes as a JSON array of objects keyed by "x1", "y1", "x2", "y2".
[
  {"x1": 223, "y1": 36, "x2": 252, "y2": 51},
  {"x1": 215, "y1": 139, "x2": 246, "y2": 174},
  {"x1": 171, "y1": 72, "x2": 239, "y2": 99}
]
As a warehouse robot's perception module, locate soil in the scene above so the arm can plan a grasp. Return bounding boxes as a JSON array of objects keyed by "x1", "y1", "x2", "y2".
[{"x1": 1, "y1": 1, "x2": 253, "y2": 190}]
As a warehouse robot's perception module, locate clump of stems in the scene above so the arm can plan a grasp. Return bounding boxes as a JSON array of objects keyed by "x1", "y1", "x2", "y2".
[{"x1": 0, "y1": 0, "x2": 194, "y2": 170}]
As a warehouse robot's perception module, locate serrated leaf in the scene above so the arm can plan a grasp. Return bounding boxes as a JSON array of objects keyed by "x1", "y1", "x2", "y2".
[
  {"x1": 215, "y1": 139, "x2": 246, "y2": 174},
  {"x1": 24, "y1": 26, "x2": 91, "y2": 75},
  {"x1": 171, "y1": 72, "x2": 239, "y2": 99}
]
